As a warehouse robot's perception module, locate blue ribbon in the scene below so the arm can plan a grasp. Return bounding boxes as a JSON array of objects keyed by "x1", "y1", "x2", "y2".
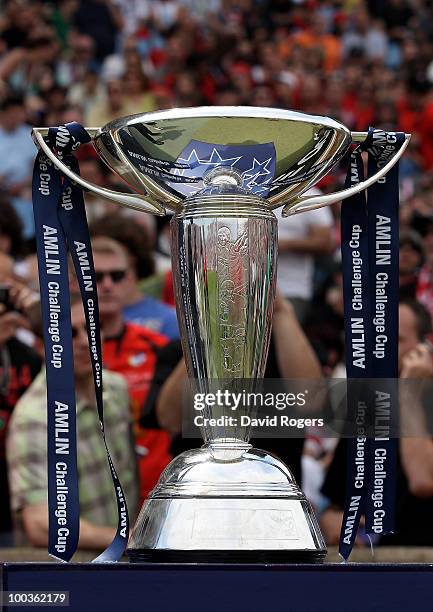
[
  {"x1": 339, "y1": 129, "x2": 404, "y2": 559},
  {"x1": 339, "y1": 143, "x2": 371, "y2": 558},
  {"x1": 364, "y1": 130, "x2": 402, "y2": 540},
  {"x1": 32, "y1": 123, "x2": 129, "y2": 562}
]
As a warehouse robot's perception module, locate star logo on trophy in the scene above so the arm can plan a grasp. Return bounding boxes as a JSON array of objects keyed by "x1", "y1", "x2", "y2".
[
  {"x1": 168, "y1": 140, "x2": 277, "y2": 197},
  {"x1": 242, "y1": 157, "x2": 273, "y2": 193},
  {"x1": 174, "y1": 148, "x2": 242, "y2": 173}
]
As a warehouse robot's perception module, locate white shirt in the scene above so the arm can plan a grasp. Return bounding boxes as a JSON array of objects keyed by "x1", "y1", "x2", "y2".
[
  {"x1": 0, "y1": 124, "x2": 35, "y2": 187},
  {"x1": 277, "y1": 190, "x2": 333, "y2": 300}
]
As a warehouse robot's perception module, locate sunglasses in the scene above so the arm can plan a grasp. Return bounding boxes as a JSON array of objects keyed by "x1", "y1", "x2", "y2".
[
  {"x1": 95, "y1": 269, "x2": 127, "y2": 284},
  {"x1": 71, "y1": 323, "x2": 87, "y2": 339}
]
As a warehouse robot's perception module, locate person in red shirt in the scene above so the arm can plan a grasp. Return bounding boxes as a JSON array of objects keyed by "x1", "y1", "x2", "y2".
[
  {"x1": 278, "y1": 13, "x2": 342, "y2": 74},
  {"x1": 0, "y1": 275, "x2": 41, "y2": 543},
  {"x1": 91, "y1": 236, "x2": 172, "y2": 503},
  {"x1": 398, "y1": 80, "x2": 433, "y2": 171}
]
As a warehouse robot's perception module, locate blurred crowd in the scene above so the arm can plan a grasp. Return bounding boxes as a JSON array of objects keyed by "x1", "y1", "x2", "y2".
[{"x1": 2, "y1": 0, "x2": 433, "y2": 555}]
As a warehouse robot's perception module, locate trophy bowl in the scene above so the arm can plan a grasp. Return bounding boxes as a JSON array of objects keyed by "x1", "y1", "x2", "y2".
[{"x1": 33, "y1": 107, "x2": 410, "y2": 563}]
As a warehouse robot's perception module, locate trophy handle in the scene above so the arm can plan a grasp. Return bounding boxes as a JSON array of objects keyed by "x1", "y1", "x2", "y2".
[
  {"x1": 32, "y1": 128, "x2": 166, "y2": 216},
  {"x1": 281, "y1": 131, "x2": 411, "y2": 217}
]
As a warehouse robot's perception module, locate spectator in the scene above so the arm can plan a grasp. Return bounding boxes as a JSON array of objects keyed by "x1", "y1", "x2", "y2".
[
  {"x1": 86, "y1": 78, "x2": 124, "y2": 126},
  {"x1": 341, "y1": 9, "x2": 388, "y2": 63},
  {"x1": 77, "y1": 154, "x2": 119, "y2": 222},
  {"x1": 120, "y1": 67, "x2": 157, "y2": 116},
  {"x1": 282, "y1": 13, "x2": 342, "y2": 73},
  {"x1": 68, "y1": 69, "x2": 106, "y2": 119},
  {"x1": 0, "y1": 95, "x2": 35, "y2": 239},
  {"x1": 277, "y1": 187, "x2": 335, "y2": 323},
  {"x1": 91, "y1": 236, "x2": 173, "y2": 501},
  {"x1": 0, "y1": 1, "x2": 38, "y2": 50},
  {"x1": 6, "y1": 297, "x2": 138, "y2": 550},
  {"x1": 0, "y1": 197, "x2": 24, "y2": 259},
  {"x1": 72, "y1": 0, "x2": 123, "y2": 63},
  {"x1": 57, "y1": 34, "x2": 97, "y2": 88},
  {"x1": 417, "y1": 220, "x2": 433, "y2": 319},
  {"x1": 90, "y1": 215, "x2": 179, "y2": 339},
  {"x1": 0, "y1": 34, "x2": 59, "y2": 100},
  {"x1": 400, "y1": 229, "x2": 424, "y2": 299},
  {"x1": 304, "y1": 265, "x2": 345, "y2": 375},
  {"x1": 320, "y1": 299, "x2": 433, "y2": 546},
  {"x1": 0, "y1": 275, "x2": 41, "y2": 544}
]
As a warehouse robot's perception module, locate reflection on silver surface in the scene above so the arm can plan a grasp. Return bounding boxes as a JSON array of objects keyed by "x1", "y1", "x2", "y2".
[
  {"x1": 129, "y1": 448, "x2": 324, "y2": 553},
  {"x1": 171, "y1": 192, "x2": 275, "y2": 445},
  {"x1": 93, "y1": 106, "x2": 351, "y2": 212}
]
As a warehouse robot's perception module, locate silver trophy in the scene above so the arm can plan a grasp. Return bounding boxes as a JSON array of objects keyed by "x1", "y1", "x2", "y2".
[{"x1": 33, "y1": 107, "x2": 409, "y2": 563}]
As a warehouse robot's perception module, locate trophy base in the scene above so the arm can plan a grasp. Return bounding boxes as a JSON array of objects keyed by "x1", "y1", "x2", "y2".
[
  {"x1": 128, "y1": 446, "x2": 327, "y2": 564},
  {"x1": 127, "y1": 548, "x2": 327, "y2": 564}
]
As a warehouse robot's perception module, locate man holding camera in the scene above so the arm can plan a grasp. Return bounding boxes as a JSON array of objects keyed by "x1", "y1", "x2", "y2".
[
  {"x1": 0, "y1": 265, "x2": 41, "y2": 544},
  {"x1": 6, "y1": 297, "x2": 138, "y2": 550}
]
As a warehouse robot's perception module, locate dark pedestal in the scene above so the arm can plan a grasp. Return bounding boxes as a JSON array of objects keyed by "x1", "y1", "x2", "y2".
[{"x1": 2, "y1": 562, "x2": 433, "y2": 612}]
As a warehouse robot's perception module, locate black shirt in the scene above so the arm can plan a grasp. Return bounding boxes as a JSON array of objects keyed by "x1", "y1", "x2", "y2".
[
  {"x1": 141, "y1": 334, "x2": 305, "y2": 485},
  {"x1": 0, "y1": 27, "x2": 28, "y2": 50},
  {"x1": 73, "y1": 1, "x2": 118, "y2": 61},
  {"x1": 322, "y1": 438, "x2": 433, "y2": 546}
]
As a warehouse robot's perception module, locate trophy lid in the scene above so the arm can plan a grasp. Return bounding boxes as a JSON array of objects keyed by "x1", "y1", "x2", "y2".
[{"x1": 93, "y1": 106, "x2": 352, "y2": 213}]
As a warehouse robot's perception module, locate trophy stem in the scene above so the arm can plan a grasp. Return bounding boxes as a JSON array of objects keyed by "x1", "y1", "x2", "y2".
[{"x1": 171, "y1": 195, "x2": 277, "y2": 447}]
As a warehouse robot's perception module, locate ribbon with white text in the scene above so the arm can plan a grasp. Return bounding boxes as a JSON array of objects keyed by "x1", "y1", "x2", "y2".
[
  {"x1": 32, "y1": 123, "x2": 129, "y2": 562},
  {"x1": 339, "y1": 129, "x2": 404, "y2": 559}
]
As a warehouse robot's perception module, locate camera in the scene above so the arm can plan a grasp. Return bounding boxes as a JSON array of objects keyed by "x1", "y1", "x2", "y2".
[{"x1": 0, "y1": 283, "x2": 12, "y2": 311}]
